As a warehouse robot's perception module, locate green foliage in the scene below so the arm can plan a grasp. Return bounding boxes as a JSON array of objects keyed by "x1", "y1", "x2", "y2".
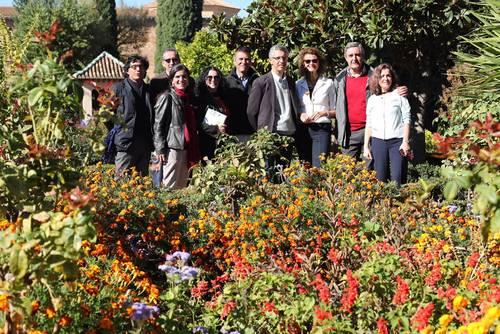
[
  {"x1": 176, "y1": 30, "x2": 233, "y2": 78},
  {"x1": 13, "y1": 0, "x2": 117, "y2": 71},
  {"x1": 155, "y1": 0, "x2": 203, "y2": 73},
  {"x1": 437, "y1": 0, "x2": 500, "y2": 138},
  {"x1": 94, "y1": 0, "x2": 119, "y2": 57},
  {"x1": 209, "y1": 0, "x2": 475, "y2": 79},
  {"x1": 190, "y1": 130, "x2": 293, "y2": 210}
]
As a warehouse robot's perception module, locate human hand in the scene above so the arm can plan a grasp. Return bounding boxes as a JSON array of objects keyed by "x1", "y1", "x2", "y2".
[
  {"x1": 399, "y1": 141, "x2": 411, "y2": 156},
  {"x1": 218, "y1": 124, "x2": 227, "y2": 133},
  {"x1": 300, "y1": 113, "x2": 313, "y2": 123},
  {"x1": 396, "y1": 86, "x2": 409, "y2": 97},
  {"x1": 158, "y1": 153, "x2": 166, "y2": 164},
  {"x1": 363, "y1": 147, "x2": 372, "y2": 160}
]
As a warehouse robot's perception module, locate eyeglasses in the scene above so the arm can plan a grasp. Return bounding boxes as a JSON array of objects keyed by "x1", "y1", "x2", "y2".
[
  {"x1": 129, "y1": 64, "x2": 145, "y2": 70},
  {"x1": 271, "y1": 56, "x2": 287, "y2": 61},
  {"x1": 163, "y1": 58, "x2": 179, "y2": 63},
  {"x1": 206, "y1": 76, "x2": 220, "y2": 81},
  {"x1": 304, "y1": 59, "x2": 319, "y2": 64}
]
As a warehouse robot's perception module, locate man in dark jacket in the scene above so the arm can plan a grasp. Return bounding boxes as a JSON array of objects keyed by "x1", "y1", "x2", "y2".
[
  {"x1": 224, "y1": 46, "x2": 259, "y2": 142},
  {"x1": 114, "y1": 55, "x2": 154, "y2": 176},
  {"x1": 149, "y1": 48, "x2": 181, "y2": 102},
  {"x1": 247, "y1": 45, "x2": 310, "y2": 179}
]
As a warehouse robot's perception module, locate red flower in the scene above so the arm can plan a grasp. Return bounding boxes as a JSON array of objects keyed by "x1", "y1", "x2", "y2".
[
  {"x1": 377, "y1": 318, "x2": 389, "y2": 334},
  {"x1": 340, "y1": 270, "x2": 359, "y2": 313},
  {"x1": 411, "y1": 303, "x2": 434, "y2": 331},
  {"x1": 220, "y1": 300, "x2": 237, "y2": 319},
  {"x1": 392, "y1": 276, "x2": 410, "y2": 305},
  {"x1": 314, "y1": 305, "x2": 333, "y2": 322},
  {"x1": 327, "y1": 247, "x2": 340, "y2": 264},
  {"x1": 311, "y1": 274, "x2": 330, "y2": 303},
  {"x1": 467, "y1": 252, "x2": 480, "y2": 268},
  {"x1": 261, "y1": 301, "x2": 278, "y2": 315},
  {"x1": 424, "y1": 262, "x2": 442, "y2": 288},
  {"x1": 191, "y1": 280, "x2": 209, "y2": 298}
]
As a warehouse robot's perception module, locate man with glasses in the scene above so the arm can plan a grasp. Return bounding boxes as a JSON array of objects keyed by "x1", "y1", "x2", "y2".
[
  {"x1": 247, "y1": 45, "x2": 307, "y2": 181},
  {"x1": 225, "y1": 46, "x2": 259, "y2": 142},
  {"x1": 113, "y1": 55, "x2": 154, "y2": 176},
  {"x1": 150, "y1": 48, "x2": 180, "y2": 101}
]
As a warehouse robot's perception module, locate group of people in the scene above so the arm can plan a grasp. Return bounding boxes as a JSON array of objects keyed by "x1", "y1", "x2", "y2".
[{"x1": 111, "y1": 42, "x2": 412, "y2": 189}]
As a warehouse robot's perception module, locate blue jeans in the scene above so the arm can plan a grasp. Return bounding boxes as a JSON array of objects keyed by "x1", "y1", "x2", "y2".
[
  {"x1": 371, "y1": 137, "x2": 407, "y2": 185},
  {"x1": 308, "y1": 123, "x2": 331, "y2": 167}
]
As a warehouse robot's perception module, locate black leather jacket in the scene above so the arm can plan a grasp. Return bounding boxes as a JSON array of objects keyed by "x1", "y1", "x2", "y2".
[{"x1": 153, "y1": 90, "x2": 186, "y2": 154}]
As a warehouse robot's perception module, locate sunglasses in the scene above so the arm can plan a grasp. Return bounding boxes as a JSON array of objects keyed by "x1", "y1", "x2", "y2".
[
  {"x1": 304, "y1": 59, "x2": 319, "y2": 64},
  {"x1": 163, "y1": 58, "x2": 179, "y2": 63},
  {"x1": 206, "y1": 76, "x2": 220, "y2": 81}
]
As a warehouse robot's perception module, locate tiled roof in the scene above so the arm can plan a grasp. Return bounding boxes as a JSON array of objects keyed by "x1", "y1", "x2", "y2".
[
  {"x1": 204, "y1": 0, "x2": 239, "y2": 9},
  {"x1": 0, "y1": 7, "x2": 16, "y2": 18},
  {"x1": 73, "y1": 51, "x2": 124, "y2": 80}
]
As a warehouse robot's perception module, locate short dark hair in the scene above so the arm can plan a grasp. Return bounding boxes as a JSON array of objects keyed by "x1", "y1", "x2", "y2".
[
  {"x1": 369, "y1": 63, "x2": 398, "y2": 95},
  {"x1": 196, "y1": 66, "x2": 225, "y2": 97},
  {"x1": 297, "y1": 47, "x2": 327, "y2": 78},
  {"x1": 168, "y1": 63, "x2": 191, "y2": 83},
  {"x1": 123, "y1": 55, "x2": 149, "y2": 77}
]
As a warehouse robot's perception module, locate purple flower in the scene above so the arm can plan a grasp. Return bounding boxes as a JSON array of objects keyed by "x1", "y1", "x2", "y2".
[
  {"x1": 193, "y1": 326, "x2": 209, "y2": 334},
  {"x1": 130, "y1": 302, "x2": 159, "y2": 321},
  {"x1": 447, "y1": 204, "x2": 458, "y2": 213},
  {"x1": 158, "y1": 265, "x2": 180, "y2": 274},
  {"x1": 221, "y1": 330, "x2": 240, "y2": 334},
  {"x1": 166, "y1": 251, "x2": 191, "y2": 263},
  {"x1": 180, "y1": 266, "x2": 200, "y2": 281}
]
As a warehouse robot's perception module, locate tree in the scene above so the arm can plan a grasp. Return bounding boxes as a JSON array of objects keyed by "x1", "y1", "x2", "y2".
[
  {"x1": 117, "y1": 5, "x2": 150, "y2": 58},
  {"x1": 95, "y1": 0, "x2": 119, "y2": 57},
  {"x1": 176, "y1": 30, "x2": 233, "y2": 79},
  {"x1": 209, "y1": 0, "x2": 478, "y2": 161},
  {"x1": 155, "y1": 0, "x2": 202, "y2": 73},
  {"x1": 13, "y1": 0, "x2": 116, "y2": 71}
]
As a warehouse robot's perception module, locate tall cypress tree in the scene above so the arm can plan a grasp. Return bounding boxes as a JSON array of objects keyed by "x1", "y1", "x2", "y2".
[
  {"x1": 95, "y1": 0, "x2": 119, "y2": 57},
  {"x1": 155, "y1": 0, "x2": 202, "y2": 73}
]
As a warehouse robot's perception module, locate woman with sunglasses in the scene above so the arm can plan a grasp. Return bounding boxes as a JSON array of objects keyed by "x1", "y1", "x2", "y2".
[
  {"x1": 296, "y1": 47, "x2": 336, "y2": 167},
  {"x1": 153, "y1": 64, "x2": 200, "y2": 189},
  {"x1": 363, "y1": 63, "x2": 411, "y2": 185},
  {"x1": 196, "y1": 66, "x2": 231, "y2": 160}
]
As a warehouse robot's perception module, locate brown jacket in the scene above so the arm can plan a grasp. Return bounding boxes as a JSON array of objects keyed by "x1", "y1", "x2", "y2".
[{"x1": 246, "y1": 72, "x2": 301, "y2": 133}]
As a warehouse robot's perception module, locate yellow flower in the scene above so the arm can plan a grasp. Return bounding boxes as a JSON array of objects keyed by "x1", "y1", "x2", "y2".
[
  {"x1": 439, "y1": 314, "x2": 453, "y2": 328},
  {"x1": 420, "y1": 326, "x2": 433, "y2": 334},
  {"x1": 452, "y1": 295, "x2": 469, "y2": 312}
]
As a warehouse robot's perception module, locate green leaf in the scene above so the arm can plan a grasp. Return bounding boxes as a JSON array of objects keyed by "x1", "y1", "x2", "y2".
[
  {"x1": 443, "y1": 181, "x2": 459, "y2": 200},
  {"x1": 10, "y1": 248, "x2": 29, "y2": 279},
  {"x1": 28, "y1": 87, "x2": 44, "y2": 106},
  {"x1": 475, "y1": 184, "x2": 498, "y2": 204}
]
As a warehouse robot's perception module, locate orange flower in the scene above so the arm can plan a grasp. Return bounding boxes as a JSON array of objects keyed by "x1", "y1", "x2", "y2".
[
  {"x1": 0, "y1": 294, "x2": 9, "y2": 312},
  {"x1": 45, "y1": 306, "x2": 56, "y2": 319},
  {"x1": 58, "y1": 315, "x2": 72, "y2": 327},
  {"x1": 31, "y1": 300, "x2": 41, "y2": 315},
  {"x1": 99, "y1": 317, "x2": 113, "y2": 330}
]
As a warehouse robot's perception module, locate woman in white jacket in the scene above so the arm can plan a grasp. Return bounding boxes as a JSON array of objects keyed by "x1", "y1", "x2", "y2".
[
  {"x1": 363, "y1": 63, "x2": 411, "y2": 185},
  {"x1": 296, "y1": 47, "x2": 336, "y2": 167}
]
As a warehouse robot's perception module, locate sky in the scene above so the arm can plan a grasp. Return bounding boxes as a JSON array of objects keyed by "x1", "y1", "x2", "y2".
[{"x1": 0, "y1": 0, "x2": 253, "y2": 16}]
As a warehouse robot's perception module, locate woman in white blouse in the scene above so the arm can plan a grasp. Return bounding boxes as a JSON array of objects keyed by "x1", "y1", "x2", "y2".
[
  {"x1": 296, "y1": 47, "x2": 336, "y2": 167},
  {"x1": 363, "y1": 63, "x2": 411, "y2": 185}
]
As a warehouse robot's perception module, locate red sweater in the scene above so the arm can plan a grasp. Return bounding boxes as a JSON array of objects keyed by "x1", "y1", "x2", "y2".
[{"x1": 346, "y1": 75, "x2": 369, "y2": 132}]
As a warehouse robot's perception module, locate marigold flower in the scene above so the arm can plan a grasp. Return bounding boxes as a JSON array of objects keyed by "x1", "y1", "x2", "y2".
[
  {"x1": 0, "y1": 294, "x2": 9, "y2": 312},
  {"x1": 439, "y1": 314, "x2": 453, "y2": 328},
  {"x1": 452, "y1": 295, "x2": 469, "y2": 312},
  {"x1": 45, "y1": 306, "x2": 56, "y2": 319},
  {"x1": 58, "y1": 315, "x2": 72, "y2": 327},
  {"x1": 99, "y1": 317, "x2": 113, "y2": 330}
]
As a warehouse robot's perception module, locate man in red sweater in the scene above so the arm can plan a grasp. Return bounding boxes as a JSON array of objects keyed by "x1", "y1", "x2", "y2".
[{"x1": 333, "y1": 42, "x2": 407, "y2": 166}]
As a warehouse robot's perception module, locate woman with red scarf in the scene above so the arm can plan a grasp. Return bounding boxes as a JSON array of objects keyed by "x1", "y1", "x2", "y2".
[
  {"x1": 196, "y1": 66, "x2": 231, "y2": 160},
  {"x1": 153, "y1": 64, "x2": 200, "y2": 189}
]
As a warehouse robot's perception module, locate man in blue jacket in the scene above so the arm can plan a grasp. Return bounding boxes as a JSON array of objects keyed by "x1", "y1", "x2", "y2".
[{"x1": 114, "y1": 55, "x2": 154, "y2": 176}]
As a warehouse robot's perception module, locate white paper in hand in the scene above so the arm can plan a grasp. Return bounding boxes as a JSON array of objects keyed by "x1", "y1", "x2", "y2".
[{"x1": 203, "y1": 108, "x2": 227, "y2": 126}]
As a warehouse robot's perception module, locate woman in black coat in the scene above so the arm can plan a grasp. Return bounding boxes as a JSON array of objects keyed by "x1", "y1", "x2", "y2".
[{"x1": 195, "y1": 66, "x2": 231, "y2": 160}]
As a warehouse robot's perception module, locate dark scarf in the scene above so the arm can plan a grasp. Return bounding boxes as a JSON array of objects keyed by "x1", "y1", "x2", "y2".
[{"x1": 175, "y1": 88, "x2": 200, "y2": 168}]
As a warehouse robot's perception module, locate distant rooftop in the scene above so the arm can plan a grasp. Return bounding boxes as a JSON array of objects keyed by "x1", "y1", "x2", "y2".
[{"x1": 73, "y1": 51, "x2": 124, "y2": 80}]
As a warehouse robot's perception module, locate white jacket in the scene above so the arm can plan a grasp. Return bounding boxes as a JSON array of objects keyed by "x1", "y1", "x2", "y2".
[
  {"x1": 366, "y1": 90, "x2": 411, "y2": 140},
  {"x1": 296, "y1": 76, "x2": 335, "y2": 124}
]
